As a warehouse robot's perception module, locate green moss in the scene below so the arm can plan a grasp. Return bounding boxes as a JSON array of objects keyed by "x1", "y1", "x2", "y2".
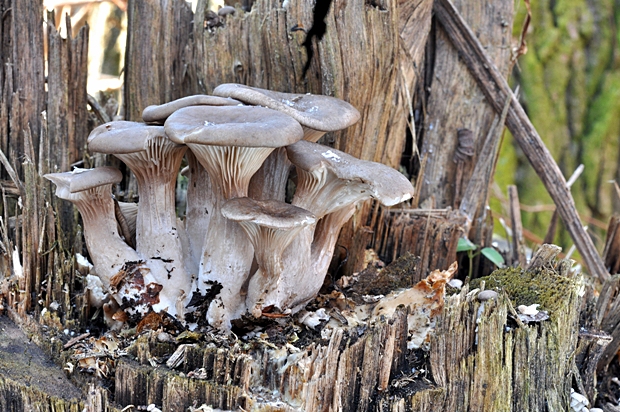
[
  {"x1": 499, "y1": 0, "x2": 620, "y2": 255},
  {"x1": 471, "y1": 266, "x2": 576, "y2": 320}
]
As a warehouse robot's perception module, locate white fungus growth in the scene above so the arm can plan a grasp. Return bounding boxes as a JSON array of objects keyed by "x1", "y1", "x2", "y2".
[{"x1": 46, "y1": 87, "x2": 414, "y2": 332}]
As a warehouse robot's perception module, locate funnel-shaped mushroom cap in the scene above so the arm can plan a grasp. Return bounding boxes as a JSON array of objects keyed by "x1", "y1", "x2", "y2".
[
  {"x1": 45, "y1": 167, "x2": 123, "y2": 198},
  {"x1": 213, "y1": 84, "x2": 360, "y2": 134},
  {"x1": 222, "y1": 197, "x2": 316, "y2": 317},
  {"x1": 222, "y1": 197, "x2": 316, "y2": 229},
  {"x1": 163, "y1": 105, "x2": 304, "y2": 147},
  {"x1": 287, "y1": 141, "x2": 414, "y2": 208},
  {"x1": 142, "y1": 95, "x2": 243, "y2": 124}
]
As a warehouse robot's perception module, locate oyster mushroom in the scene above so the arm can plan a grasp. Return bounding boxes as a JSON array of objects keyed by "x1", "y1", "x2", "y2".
[
  {"x1": 164, "y1": 105, "x2": 304, "y2": 329},
  {"x1": 271, "y1": 141, "x2": 415, "y2": 309},
  {"x1": 213, "y1": 83, "x2": 361, "y2": 201},
  {"x1": 141, "y1": 95, "x2": 242, "y2": 124},
  {"x1": 44, "y1": 167, "x2": 157, "y2": 316},
  {"x1": 88, "y1": 121, "x2": 192, "y2": 317},
  {"x1": 221, "y1": 197, "x2": 315, "y2": 317}
]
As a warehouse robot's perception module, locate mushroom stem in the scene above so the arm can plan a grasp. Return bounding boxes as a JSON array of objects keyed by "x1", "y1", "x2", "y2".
[
  {"x1": 248, "y1": 148, "x2": 291, "y2": 201},
  {"x1": 74, "y1": 185, "x2": 141, "y2": 288},
  {"x1": 113, "y1": 135, "x2": 187, "y2": 260},
  {"x1": 183, "y1": 151, "x2": 213, "y2": 276},
  {"x1": 44, "y1": 169, "x2": 158, "y2": 317},
  {"x1": 188, "y1": 144, "x2": 274, "y2": 328},
  {"x1": 310, "y1": 205, "x2": 357, "y2": 290},
  {"x1": 221, "y1": 197, "x2": 315, "y2": 317}
]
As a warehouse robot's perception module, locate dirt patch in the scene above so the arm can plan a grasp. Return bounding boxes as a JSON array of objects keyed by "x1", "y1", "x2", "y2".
[{"x1": 0, "y1": 315, "x2": 82, "y2": 400}]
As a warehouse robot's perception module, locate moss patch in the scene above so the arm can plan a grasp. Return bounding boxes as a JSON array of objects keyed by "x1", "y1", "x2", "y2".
[{"x1": 471, "y1": 266, "x2": 576, "y2": 320}]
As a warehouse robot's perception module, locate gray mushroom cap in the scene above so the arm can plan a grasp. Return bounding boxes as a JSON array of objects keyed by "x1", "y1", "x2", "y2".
[
  {"x1": 164, "y1": 105, "x2": 304, "y2": 147},
  {"x1": 142, "y1": 95, "x2": 242, "y2": 124},
  {"x1": 88, "y1": 121, "x2": 177, "y2": 154},
  {"x1": 45, "y1": 167, "x2": 123, "y2": 197},
  {"x1": 287, "y1": 140, "x2": 414, "y2": 206},
  {"x1": 213, "y1": 83, "x2": 360, "y2": 133},
  {"x1": 222, "y1": 197, "x2": 316, "y2": 229}
]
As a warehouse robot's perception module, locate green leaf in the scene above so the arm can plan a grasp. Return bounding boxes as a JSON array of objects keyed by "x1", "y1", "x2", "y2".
[
  {"x1": 457, "y1": 237, "x2": 477, "y2": 252},
  {"x1": 481, "y1": 247, "x2": 505, "y2": 268}
]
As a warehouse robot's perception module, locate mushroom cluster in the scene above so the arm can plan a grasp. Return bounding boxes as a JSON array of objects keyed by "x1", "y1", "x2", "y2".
[{"x1": 45, "y1": 84, "x2": 415, "y2": 331}]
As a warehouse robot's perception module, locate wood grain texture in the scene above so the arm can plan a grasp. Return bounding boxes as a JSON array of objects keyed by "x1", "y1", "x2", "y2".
[
  {"x1": 418, "y1": 0, "x2": 514, "y2": 212},
  {"x1": 124, "y1": 0, "x2": 194, "y2": 121},
  {"x1": 184, "y1": 0, "x2": 420, "y2": 168}
]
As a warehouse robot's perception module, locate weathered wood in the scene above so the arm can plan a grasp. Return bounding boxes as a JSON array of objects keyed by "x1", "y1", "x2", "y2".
[
  {"x1": 0, "y1": 316, "x2": 84, "y2": 412},
  {"x1": 431, "y1": 261, "x2": 581, "y2": 411},
  {"x1": 508, "y1": 185, "x2": 526, "y2": 267},
  {"x1": 417, "y1": 0, "x2": 514, "y2": 231},
  {"x1": 111, "y1": 310, "x2": 412, "y2": 411},
  {"x1": 603, "y1": 215, "x2": 620, "y2": 275},
  {"x1": 433, "y1": 0, "x2": 610, "y2": 282},
  {"x1": 46, "y1": 12, "x2": 90, "y2": 174},
  {"x1": 575, "y1": 329, "x2": 612, "y2": 403},
  {"x1": 124, "y1": 0, "x2": 194, "y2": 121},
  {"x1": 373, "y1": 207, "x2": 465, "y2": 278},
  {"x1": 4, "y1": 0, "x2": 46, "y2": 175}
]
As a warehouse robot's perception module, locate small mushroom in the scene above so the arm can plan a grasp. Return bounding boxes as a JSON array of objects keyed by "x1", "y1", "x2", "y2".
[
  {"x1": 213, "y1": 83, "x2": 361, "y2": 201},
  {"x1": 221, "y1": 197, "x2": 316, "y2": 317},
  {"x1": 164, "y1": 105, "x2": 304, "y2": 329},
  {"x1": 477, "y1": 290, "x2": 498, "y2": 302},
  {"x1": 44, "y1": 168, "x2": 156, "y2": 316},
  {"x1": 217, "y1": 5, "x2": 236, "y2": 16}
]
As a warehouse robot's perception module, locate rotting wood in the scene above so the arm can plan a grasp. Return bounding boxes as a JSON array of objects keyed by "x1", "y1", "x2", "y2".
[
  {"x1": 431, "y1": 255, "x2": 581, "y2": 411},
  {"x1": 418, "y1": 0, "x2": 514, "y2": 247},
  {"x1": 3, "y1": 0, "x2": 46, "y2": 176},
  {"x1": 574, "y1": 329, "x2": 612, "y2": 404},
  {"x1": 433, "y1": 0, "x2": 610, "y2": 282},
  {"x1": 123, "y1": 0, "x2": 194, "y2": 121},
  {"x1": 370, "y1": 207, "x2": 465, "y2": 278},
  {"x1": 603, "y1": 215, "x2": 620, "y2": 275}
]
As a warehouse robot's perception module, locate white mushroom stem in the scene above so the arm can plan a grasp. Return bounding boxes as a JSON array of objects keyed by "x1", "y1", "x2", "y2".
[
  {"x1": 247, "y1": 130, "x2": 326, "y2": 202},
  {"x1": 44, "y1": 169, "x2": 157, "y2": 317},
  {"x1": 45, "y1": 171, "x2": 140, "y2": 289},
  {"x1": 183, "y1": 151, "x2": 214, "y2": 275},
  {"x1": 188, "y1": 144, "x2": 274, "y2": 328},
  {"x1": 221, "y1": 197, "x2": 315, "y2": 317},
  {"x1": 242, "y1": 224, "x2": 298, "y2": 317},
  {"x1": 309, "y1": 205, "x2": 357, "y2": 293},
  {"x1": 271, "y1": 205, "x2": 356, "y2": 310},
  {"x1": 112, "y1": 135, "x2": 191, "y2": 316},
  {"x1": 248, "y1": 148, "x2": 291, "y2": 201},
  {"x1": 114, "y1": 135, "x2": 186, "y2": 256},
  {"x1": 67, "y1": 185, "x2": 141, "y2": 289}
]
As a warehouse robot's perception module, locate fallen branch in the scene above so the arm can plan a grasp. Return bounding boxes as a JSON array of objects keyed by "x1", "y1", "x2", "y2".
[{"x1": 434, "y1": 0, "x2": 610, "y2": 282}]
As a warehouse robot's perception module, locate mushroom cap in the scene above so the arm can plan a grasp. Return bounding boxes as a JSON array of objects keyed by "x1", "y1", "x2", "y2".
[
  {"x1": 213, "y1": 84, "x2": 360, "y2": 133},
  {"x1": 217, "y1": 5, "x2": 236, "y2": 16},
  {"x1": 163, "y1": 105, "x2": 304, "y2": 147},
  {"x1": 142, "y1": 95, "x2": 242, "y2": 124},
  {"x1": 287, "y1": 140, "x2": 414, "y2": 206},
  {"x1": 44, "y1": 167, "x2": 123, "y2": 196},
  {"x1": 88, "y1": 121, "x2": 177, "y2": 154},
  {"x1": 221, "y1": 197, "x2": 316, "y2": 229}
]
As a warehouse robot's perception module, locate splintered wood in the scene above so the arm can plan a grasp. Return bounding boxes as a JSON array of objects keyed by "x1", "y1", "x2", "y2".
[{"x1": 372, "y1": 207, "x2": 465, "y2": 279}]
